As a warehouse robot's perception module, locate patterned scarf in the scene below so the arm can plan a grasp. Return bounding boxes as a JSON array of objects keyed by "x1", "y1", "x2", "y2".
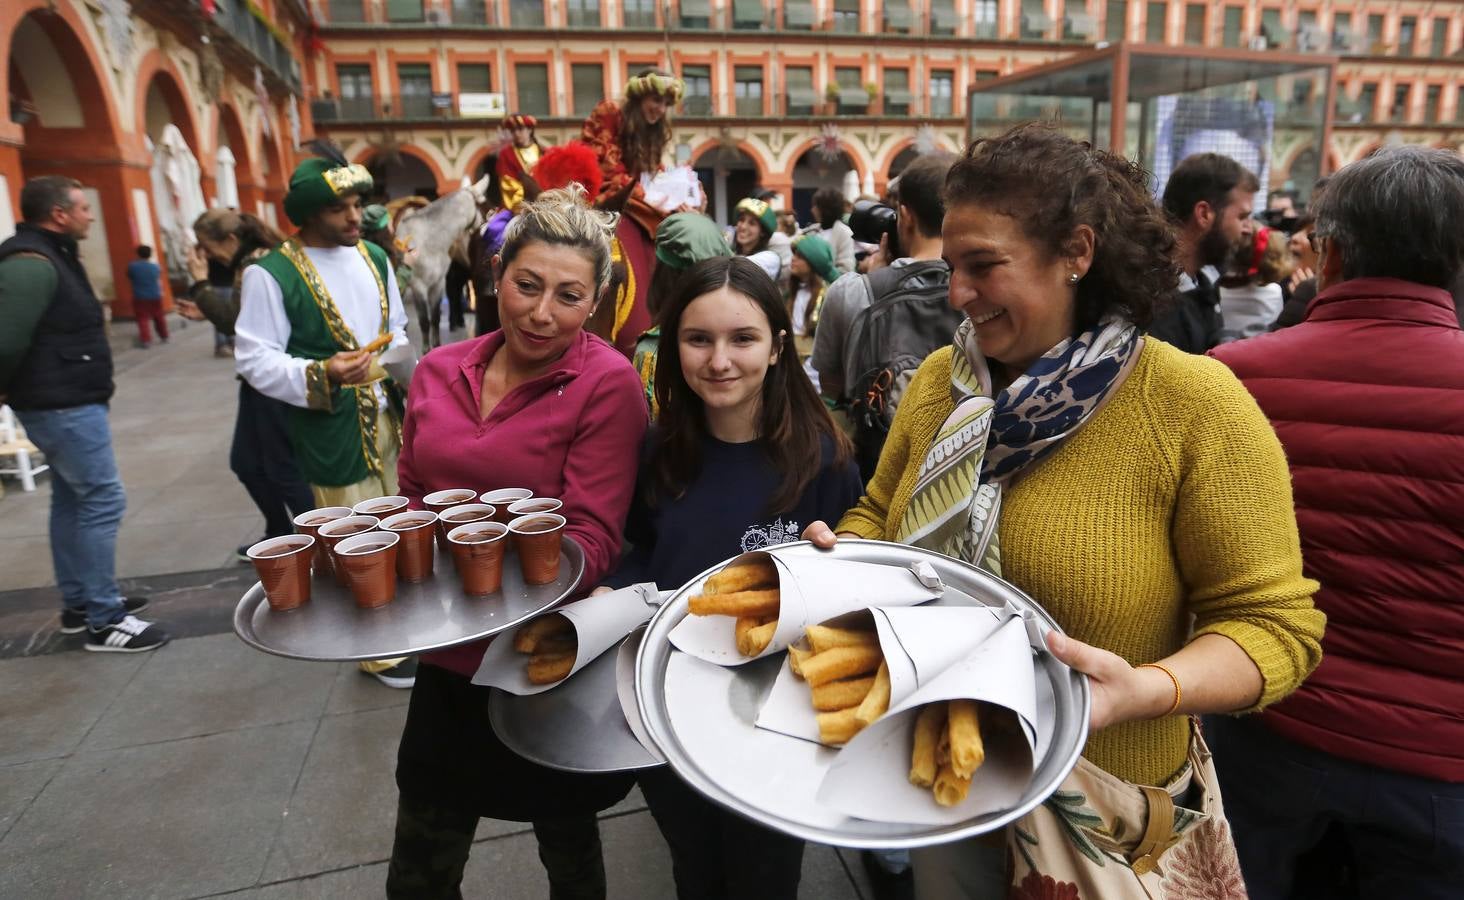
[{"x1": 896, "y1": 315, "x2": 1141, "y2": 573}]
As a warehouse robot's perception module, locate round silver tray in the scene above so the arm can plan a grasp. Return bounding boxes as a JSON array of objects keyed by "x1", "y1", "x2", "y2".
[
  {"x1": 633, "y1": 539, "x2": 1090, "y2": 850},
  {"x1": 489, "y1": 626, "x2": 662, "y2": 774},
  {"x1": 233, "y1": 537, "x2": 584, "y2": 662}
]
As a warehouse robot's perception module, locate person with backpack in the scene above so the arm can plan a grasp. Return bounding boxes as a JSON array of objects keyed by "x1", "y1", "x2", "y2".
[{"x1": 809, "y1": 152, "x2": 960, "y2": 479}]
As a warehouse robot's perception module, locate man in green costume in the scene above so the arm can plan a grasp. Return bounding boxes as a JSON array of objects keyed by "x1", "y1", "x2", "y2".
[{"x1": 235, "y1": 152, "x2": 415, "y2": 688}]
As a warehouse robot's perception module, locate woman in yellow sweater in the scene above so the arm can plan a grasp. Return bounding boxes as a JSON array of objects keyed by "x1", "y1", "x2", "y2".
[{"x1": 804, "y1": 125, "x2": 1325, "y2": 898}]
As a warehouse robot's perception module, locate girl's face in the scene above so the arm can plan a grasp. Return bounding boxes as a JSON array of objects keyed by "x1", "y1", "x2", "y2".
[
  {"x1": 943, "y1": 202, "x2": 1082, "y2": 374},
  {"x1": 790, "y1": 255, "x2": 811, "y2": 280},
  {"x1": 678, "y1": 286, "x2": 780, "y2": 431},
  {"x1": 494, "y1": 240, "x2": 599, "y2": 370},
  {"x1": 734, "y1": 213, "x2": 762, "y2": 254},
  {"x1": 639, "y1": 93, "x2": 670, "y2": 124}
]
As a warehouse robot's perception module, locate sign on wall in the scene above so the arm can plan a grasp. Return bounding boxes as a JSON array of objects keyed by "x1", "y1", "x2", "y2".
[{"x1": 458, "y1": 92, "x2": 507, "y2": 118}]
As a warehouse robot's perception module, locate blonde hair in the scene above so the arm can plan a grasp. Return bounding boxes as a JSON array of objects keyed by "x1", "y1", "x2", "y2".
[{"x1": 498, "y1": 184, "x2": 619, "y2": 296}]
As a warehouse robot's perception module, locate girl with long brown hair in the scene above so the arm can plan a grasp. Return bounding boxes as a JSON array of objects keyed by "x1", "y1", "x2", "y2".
[{"x1": 596, "y1": 255, "x2": 860, "y2": 899}]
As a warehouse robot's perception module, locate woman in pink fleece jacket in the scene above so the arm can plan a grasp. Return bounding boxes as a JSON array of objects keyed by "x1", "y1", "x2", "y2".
[{"x1": 387, "y1": 187, "x2": 648, "y2": 900}]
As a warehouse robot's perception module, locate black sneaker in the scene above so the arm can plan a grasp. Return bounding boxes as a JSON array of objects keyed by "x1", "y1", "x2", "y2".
[
  {"x1": 366, "y1": 657, "x2": 417, "y2": 689},
  {"x1": 85, "y1": 615, "x2": 170, "y2": 653},
  {"x1": 60, "y1": 597, "x2": 150, "y2": 634}
]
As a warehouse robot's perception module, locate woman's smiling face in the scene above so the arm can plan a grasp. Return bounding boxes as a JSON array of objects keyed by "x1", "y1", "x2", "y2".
[
  {"x1": 943, "y1": 202, "x2": 1081, "y2": 374},
  {"x1": 494, "y1": 240, "x2": 598, "y2": 369}
]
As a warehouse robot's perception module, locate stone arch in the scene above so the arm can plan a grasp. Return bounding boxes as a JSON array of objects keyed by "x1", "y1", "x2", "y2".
[
  {"x1": 1, "y1": 3, "x2": 135, "y2": 310},
  {"x1": 215, "y1": 100, "x2": 257, "y2": 211},
  {"x1": 134, "y1": 49, "x2": 204, "y2": 160},
  {"x1": 353, "y1": 144, "x2": 450, "y2": 201},
  {"x1": 257, "y1": 127, "x2": 289, "y2": 229},
  {"x1": 691, "y1": 140, "x2": 769, "y2": 226},
  {"x1": 789, "y1": 138, "x2": 871, "y2": 186},
  {"x1": 787, "y1": 140, "x2": 870, "y2": 223}
]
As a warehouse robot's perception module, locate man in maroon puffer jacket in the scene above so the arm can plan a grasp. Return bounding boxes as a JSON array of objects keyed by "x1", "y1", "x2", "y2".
[{"x1": 1208, "y1": 145, "x2": 1464, "y2": 900}]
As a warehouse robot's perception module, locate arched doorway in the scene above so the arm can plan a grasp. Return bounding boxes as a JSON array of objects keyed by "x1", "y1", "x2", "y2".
[
  {"x1": 887, "y1": 145, "x2": 920, "y2": 180},
  {"x1": 215, "y1": 103, "x2": 257, "y2": 213},
  {"x1": 363, "y1": 149, "x2": 440, "y2": 201},
  {"x1": 791, "y1": 146, "x2": 858, "y2": 225},
  {"x1": 257, "y1": 128, "x2": 286, "y2": 229},
  {"x1": 4, "y1": 8, "x2": 129, "y2": 310},
  {"x1": 141, "y1": 70, "x2": 206, "y2": 283},
  {"x1": 693, "y1": 144, "x2": 760, "y2": 227}
]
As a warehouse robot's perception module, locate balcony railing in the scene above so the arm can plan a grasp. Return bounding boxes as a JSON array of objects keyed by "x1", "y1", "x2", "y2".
[{"x1": 205, "y1": 0, "x2": 302, "y2": 92}]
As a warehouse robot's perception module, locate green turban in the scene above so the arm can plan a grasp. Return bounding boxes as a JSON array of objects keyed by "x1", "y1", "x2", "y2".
[
  {"x1": 735, "y1": 197, "x2": 777, "y2": 237},
  {"x1": 362, "y1": 204, "x2": 390, "y2": 233},
  {"x1": 793, "y1": 233, "x2": 840, "y2": 285},
  {"x1": 284, "y1": 158, "x2": 374, "y2": 227},
  {"x1": 655, "y1": 213, "x2": 732, "y2": 271}
]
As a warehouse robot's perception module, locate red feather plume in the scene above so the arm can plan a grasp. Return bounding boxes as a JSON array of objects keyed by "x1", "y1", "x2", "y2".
[{"x1": 531, "y1": 142, "x2": 603, "y2": 199}]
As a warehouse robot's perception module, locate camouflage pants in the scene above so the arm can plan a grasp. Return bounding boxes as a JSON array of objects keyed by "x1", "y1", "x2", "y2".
[{"x1": 386, "y1": 793, "x2": 607, "y2": 899}]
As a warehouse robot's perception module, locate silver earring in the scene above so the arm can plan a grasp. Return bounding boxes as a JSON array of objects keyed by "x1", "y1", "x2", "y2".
[{"x1": 1068, "y1": 273, "x2": 1080, "y2": 285}]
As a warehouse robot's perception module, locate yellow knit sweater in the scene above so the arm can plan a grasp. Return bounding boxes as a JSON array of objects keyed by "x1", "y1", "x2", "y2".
[{"x1": 837, "y1": 339, "x2": 1325, "y2": 786}]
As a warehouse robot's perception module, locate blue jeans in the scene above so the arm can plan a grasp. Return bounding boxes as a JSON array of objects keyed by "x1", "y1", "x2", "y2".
[{"x1": 16, "y1": 404, "x2": 128, "y2": 628}]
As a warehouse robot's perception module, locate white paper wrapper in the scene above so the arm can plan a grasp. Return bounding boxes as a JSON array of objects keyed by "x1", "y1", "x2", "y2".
[
  {"x1": 473, "y1": 583, "x2": 658, "y2": 694},
  {"x1": 640, "y1": 166, "x2": 704, "y2": 213},
  {"x1": 816, "y1": 615, "x2": 1041, "y2": 826},
  {"x1": 669, "y1": 550, "x2": 944, "y2": 666},
  {"x1": 755, "y1": 605, "x2": 1011, "y2": 744}
]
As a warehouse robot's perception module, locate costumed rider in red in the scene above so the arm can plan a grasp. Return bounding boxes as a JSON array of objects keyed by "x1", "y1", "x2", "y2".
[
  {"x1": 580, "y1": 69, "x2": 687, "y2": 357},
  {"x1": 495, "y1": 113, "x2": 543, "y2": 213}
]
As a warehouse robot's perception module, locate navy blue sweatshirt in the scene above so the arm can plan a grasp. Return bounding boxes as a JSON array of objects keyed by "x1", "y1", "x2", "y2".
[{"x1": 604, "y1": 431, "x2": 863, "y2": 592}]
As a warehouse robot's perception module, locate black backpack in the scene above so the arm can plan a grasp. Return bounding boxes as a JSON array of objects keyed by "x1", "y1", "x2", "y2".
[{"x1": 846, "y1": 260, "x2": 960, "y2": 480}]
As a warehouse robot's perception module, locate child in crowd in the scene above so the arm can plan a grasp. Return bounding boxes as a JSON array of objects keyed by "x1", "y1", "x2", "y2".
[{"x1": 126, "y1": 245, "x2": 168, "y2": 348}]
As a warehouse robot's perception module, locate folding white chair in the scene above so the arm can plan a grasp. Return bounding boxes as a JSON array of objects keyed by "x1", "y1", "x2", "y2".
[{"x1": 0, "y1": 404, "x2": 48, "y2": 492}]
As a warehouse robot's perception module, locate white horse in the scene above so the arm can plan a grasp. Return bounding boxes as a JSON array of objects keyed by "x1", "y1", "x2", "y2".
[{"x1": 394, "y1": 176, "x2": 492, "y2": 350}]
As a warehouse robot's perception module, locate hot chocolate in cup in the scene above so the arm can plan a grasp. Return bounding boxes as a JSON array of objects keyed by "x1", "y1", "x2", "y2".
[
  {"x1": 506, "y1": 497, "x2": 563, "y2": 518},
  {"x1": 424, "y1": 489, "x2": 480, "y2": 549},
  {"x1": 381, "y1": 510, "x2": 438, "y2": 583},
  {"x1": 508, "y1": 513, "x2": 566, "y2": 585},
  {"x1": 333, "y1": 530, "x2": 401, "y2": 609},
  {"x1": 447, "y1": 521, "x2": 510, "y2": 596},
  {"x1": 436, "y1": 503, "x2": 495, "y2": 550},
  {"x1": 293, "y1": 506, "x2": 352, "y2": 575},
  {"x1": 247, "y1": 534, "x2": 316, "y2": 611},
  {"x1": 352, "y1": 495, "x2": 410, "y2": 519},
  {"x1": 318, "y1": 515, "x2": 381, "y2": 586},
  {"x1": 480, "y1": 488, "x2": 533, "y2": 524}
]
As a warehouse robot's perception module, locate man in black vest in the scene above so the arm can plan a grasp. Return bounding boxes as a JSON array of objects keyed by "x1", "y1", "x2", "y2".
[{"x1": 0, "y1": 176, "x2": 169, "y2": 652}]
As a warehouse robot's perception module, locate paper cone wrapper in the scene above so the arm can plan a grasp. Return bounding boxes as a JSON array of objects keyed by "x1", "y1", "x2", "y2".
[
  {"x1": 814, "y1": 616, "x2": 1041, "y2": 825},
  {"x1": 615, "y1": 626, "x2": 667, "y2": 763},
  {"x1": 755, "y1": 604, "x2": 1011, "y2": 744},
  {"x1": 473, "y1": 583, "x2": 658, "y2": 694},
  {"x1": 669, "y1": 550, "x2": 944, "y2": 666}
]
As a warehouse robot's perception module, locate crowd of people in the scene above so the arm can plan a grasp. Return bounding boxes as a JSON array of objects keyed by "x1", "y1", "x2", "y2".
[{"x1": 1, "y1": 65, "x2": 1460, "y2": 900}]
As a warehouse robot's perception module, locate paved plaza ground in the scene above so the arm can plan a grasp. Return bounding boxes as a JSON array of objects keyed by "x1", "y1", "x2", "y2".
[{"x1": 0, "y1": 319, "x2": 875, "y2": 898}]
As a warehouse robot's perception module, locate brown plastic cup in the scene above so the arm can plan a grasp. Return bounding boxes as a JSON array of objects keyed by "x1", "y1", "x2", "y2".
[
  {"x1": 318, "y1": 515, "x2": 381, "y2": 586},
  {"x1": 424, "y1": 489, "x2": 480, "y2": 549},
  {"x1": 247, "y1": 534, "x2": 316, "y2": 612},
  {"x1": 506, "y1": 497, "x2": 563, "y2": 518},
  {"x1": 448, "y1": 521, "x2": 510, "y2": 596},
  {"x1": 293, "y1": 506, "x2": 352, "y2": 576},
  {"x1": 480, "y1": 488, "x2": 533, "y2": 524},
  {"x1": 508, "y1": 513, "x2": 566, "y2": 585},
  {"x1": 352, "y1": 495, "x2": 410, "y2": 518},
  {"x1": 436, "y1": 503, "x2": 495, "y2": 550},
  {"x1": 333, "y1": 530, "x2": 401, "y2": 609},
  {"x1": 381, "y1": 510, "x2": 438, "y2": 583}
]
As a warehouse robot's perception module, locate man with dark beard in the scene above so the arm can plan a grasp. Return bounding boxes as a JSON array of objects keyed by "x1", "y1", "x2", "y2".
[
  {"x1": 581, "y1": 69, "x2": 685, "y2": 356},
  {"x1": 1153, "y1": 153, "x2": 1259, "y2": 353}
]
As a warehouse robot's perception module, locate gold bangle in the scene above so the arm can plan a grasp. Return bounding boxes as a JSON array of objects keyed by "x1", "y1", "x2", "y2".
[{"x1": 1139, "y1": 663, "x2": 1182, "y2": 717}]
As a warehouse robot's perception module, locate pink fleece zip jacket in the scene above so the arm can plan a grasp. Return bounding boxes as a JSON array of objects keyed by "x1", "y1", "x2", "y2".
[{"x1": 398, "y1": 328, "x2": 649, "y2": 677}]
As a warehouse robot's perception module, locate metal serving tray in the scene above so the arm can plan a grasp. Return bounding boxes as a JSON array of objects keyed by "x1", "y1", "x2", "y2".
[
  {"x1": 633, "y1": 539, "x2": 1090, "y2": 850},
  {"x1": 488, "y1": 625, "x2": 663, "y2": 774},
  {"x1": 233, "y1": 538, "x2": 584, "y2": 662}
]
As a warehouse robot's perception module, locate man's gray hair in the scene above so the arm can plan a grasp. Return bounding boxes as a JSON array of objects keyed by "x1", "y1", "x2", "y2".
[
  {"x1": 20, "y1": 176, "x2": 82, "y2": 225},
  {"x1": 1311, "y1": 145, "x2": 1464, "y2": 289}
]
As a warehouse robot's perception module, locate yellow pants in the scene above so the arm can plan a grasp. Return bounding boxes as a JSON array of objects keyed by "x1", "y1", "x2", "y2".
[{"x1": 309, "y1": 412, "x2": 406, "y2": 678}]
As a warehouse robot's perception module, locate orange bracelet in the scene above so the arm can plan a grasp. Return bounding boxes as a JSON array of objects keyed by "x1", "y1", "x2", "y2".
[{"x1": 1139, "y1": 663, "x2": 1182, "y2": 717}]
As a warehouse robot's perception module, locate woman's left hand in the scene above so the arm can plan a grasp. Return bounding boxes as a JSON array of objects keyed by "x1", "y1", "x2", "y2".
[{"x1": 1045, "y1": 631, "x2": 1173, "y2": 732}]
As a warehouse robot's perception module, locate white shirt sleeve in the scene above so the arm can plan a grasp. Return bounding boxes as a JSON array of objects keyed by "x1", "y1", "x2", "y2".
[
  {"x1": 385, "y1": 259, "x2": 409, "y2": 349},
  {"x1": 234, "y1": 265, "x2": 311, "y2": 408}
]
